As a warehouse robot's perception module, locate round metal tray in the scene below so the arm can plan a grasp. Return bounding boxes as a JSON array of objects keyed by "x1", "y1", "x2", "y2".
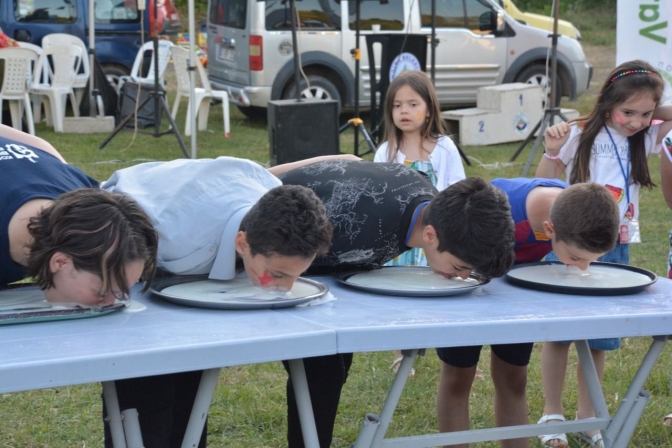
[
  {"x1": 337, "y1": 266, "x2": 488, "y2": 297},
  {"x1": 150, "y1": 275, "x2": 329, "y2": 310},
  {"x1": 505, "y1": 261, "x2": 657, "y2": 296},
  {"x1": 0, "y1": 284, "x2": 126, "y2": 325}
]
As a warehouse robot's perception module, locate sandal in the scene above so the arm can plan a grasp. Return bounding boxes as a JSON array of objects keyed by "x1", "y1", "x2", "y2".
[
  {"x1": 389, "y1": 355, "x2": 415, "y2": 377},
  {"x1": 664, "y1": 413, "x2": 672, "y2": 426},
  {"x1": 575, "y1": 430, "x2": 604, "y2": 448},
  {"x1": 537, "y1": 414, "x2": 568, "y2": 448},
  {"x1": 574, "y1": 414, "x2": 604, "y2": 448}
]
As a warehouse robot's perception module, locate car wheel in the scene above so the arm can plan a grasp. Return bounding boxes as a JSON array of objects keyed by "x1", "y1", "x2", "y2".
[
  {"x1": 237, "y1": 105, "x2": 267, "y2": 120},
  {"x1": 515, "y1": 65, "x2": 562, "y2": 108},
  {"x1": 283, "y1": 74, "x2": 341, "y2": 107},
  {"x1": 103, "y1": 65, "x2": 130, "y2": 92}
]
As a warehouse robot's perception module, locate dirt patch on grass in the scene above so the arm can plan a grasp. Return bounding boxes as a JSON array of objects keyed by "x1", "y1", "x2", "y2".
[
  {"x1": 583, "y1": 44, "x2": 615, "y2": 95},
  {"x1": 562, "y1": 43, "x2": 615, "y2": 114}
]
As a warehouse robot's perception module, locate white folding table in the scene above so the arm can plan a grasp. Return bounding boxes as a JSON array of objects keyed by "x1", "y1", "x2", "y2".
[
  {"x1": 279, "y1": 275, "x2": 672, "y2": 448},
  {"x1": 0, "y1": 289, "x2": 337, "y2": 448}
]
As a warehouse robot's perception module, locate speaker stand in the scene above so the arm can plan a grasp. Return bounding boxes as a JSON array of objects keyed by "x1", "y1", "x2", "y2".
[
  {"x1": 509, "y1": 0, "x2": 564, "y2": 176},
  {"x1": 340, "y1": 0, "x2": 375, "y2": 157},
  {"x1": 99, "y1": 0, "x2": 188, "y2": 158}
]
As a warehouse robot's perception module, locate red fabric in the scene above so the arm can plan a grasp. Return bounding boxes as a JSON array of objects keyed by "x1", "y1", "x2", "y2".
[{"x1": 0, "y1": 29, "x2": 19, "y2": 49}]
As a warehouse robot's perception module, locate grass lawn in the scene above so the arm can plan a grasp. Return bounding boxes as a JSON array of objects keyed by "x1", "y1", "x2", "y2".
[{"x1": 2, "y1": 2, "x2": 672, "y2": 447}]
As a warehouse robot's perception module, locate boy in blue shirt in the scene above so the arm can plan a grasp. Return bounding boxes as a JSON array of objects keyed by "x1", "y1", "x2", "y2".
[{"x1": 436, "y1": 178, "x2": 620, "y2": 448}]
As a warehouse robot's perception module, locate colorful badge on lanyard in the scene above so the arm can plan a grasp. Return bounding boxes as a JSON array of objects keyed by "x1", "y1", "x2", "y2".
[{"x1": 605, "y1": 126, "x2": 640, "y2": 244}]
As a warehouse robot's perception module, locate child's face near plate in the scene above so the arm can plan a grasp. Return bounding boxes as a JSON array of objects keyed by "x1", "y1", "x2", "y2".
[
  {"x1": 242, "y1": 253, "x2": 315, "y2": 291},
  {"x1": 45, "y1": 255, "x2": 143, "y2": 306},
  {"x1": 550, "y1": 239, "x2": 605, "y2": 271}
]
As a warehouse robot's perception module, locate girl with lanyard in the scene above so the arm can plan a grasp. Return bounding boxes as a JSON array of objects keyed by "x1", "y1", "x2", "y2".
[{"x1": 535, "y1": 60, "x2": 672, "y2": 448}]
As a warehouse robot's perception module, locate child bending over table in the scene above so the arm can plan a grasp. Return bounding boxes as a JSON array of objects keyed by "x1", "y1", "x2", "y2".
[
  {"x1": 278, "y1": 160, "x2": 516, "y2": 448},
  {"x1": 436, "y1": 178, "x2": 620, "y2": 448},
  {"x1": 0, "y1": 124, "x2": 157, "y2": 308},
  {"x1": 101, "y1": 155, "x2": 337, "y2": 448}
]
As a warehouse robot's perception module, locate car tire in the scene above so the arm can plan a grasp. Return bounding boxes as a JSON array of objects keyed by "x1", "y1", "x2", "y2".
[
  {"x1": 237, "y1": 105, "x2": 267, "y2": 120},
  {"x1": 515, "y1": 65, "x2": 562, "y2": 108},
  {"x1": 283, "y1": 74, "x2": 341, "y2": 106},
  {"x1": 103, "y1": 65, "x2": 130, "y2": 92}
]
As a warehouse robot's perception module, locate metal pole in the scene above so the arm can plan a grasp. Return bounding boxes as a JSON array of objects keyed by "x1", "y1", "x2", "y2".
[
  {"x1": 187, "y1": 0, "x2": 197, "y2": 158},
  {"x1": 430, "y1": 0, "x2": 436, "y2": 83},
  {"x1": 88, "y1": 0, "x2": 95, "y2": 117},
  {"x1": 290, "y1": 0, "x2": 302, "y2": 102}
]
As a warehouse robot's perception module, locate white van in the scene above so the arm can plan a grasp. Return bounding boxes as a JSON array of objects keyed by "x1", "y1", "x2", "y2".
[{"x1": 207, "y1": 0, "x2": 592, "y2": 119}]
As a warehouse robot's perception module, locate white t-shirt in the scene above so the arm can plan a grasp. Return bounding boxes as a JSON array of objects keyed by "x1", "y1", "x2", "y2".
[
  {"x1": 373, "y1": 135, "x2": 466, "y2": 191},
  {"x1": 557, "y1": 123, "x2": 661, "y2": 220},
  {"x1": 102, "y1": 156, "x2": 282, "y2": 280}
]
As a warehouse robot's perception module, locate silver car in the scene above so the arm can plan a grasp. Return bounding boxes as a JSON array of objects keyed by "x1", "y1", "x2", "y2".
[{"x1": 207, "y1": 0, "x2": 592, "y2": 119}]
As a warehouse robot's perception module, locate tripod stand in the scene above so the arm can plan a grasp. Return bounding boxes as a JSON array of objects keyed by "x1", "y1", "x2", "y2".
[
  {"x1": 339, "y1": 0, "x2": 376, "y2": 157},
  {"x1": 99, "y1": 1, "x2": 189, "y2": 158},
  {"x1": 509, "y1": 0, "x2": 566, "y2": 175}
]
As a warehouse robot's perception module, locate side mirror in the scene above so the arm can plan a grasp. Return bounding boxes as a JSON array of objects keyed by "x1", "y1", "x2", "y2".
[{"x1": 478, "y1": 11, "x2": 495, "y2": 32}]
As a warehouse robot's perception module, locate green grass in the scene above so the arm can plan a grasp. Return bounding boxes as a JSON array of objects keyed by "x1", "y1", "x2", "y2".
[{"x1": 3, "y1": 4, "x2": 672, "y2": 447}]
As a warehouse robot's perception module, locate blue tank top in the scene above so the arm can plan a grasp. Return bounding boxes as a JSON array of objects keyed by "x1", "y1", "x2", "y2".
[
  {"x1": 491, "y1": 177, "x2": 568, "y2": 264},
  {"x1": 0, "y1": 137, "x2": 98, "y2": 284}
]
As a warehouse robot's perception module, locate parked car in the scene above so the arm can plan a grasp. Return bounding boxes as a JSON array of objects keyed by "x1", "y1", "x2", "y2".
[
  {"x1": 1, "y1": 0, "x2": 181, "y2": 89},
  {"x1": 498, "y1": 0, "x2": 581, "y2": 40},
  {"x1": 207, "y1": 0, "x2": 592, "y2": 119}
]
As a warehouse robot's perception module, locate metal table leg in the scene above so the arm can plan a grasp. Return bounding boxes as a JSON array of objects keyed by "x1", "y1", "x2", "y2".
[
  {"x1": 102, "y1": 381, "x2": 128, "y2": 448},
  {"x1": 288, "y1": 358, "x2": 321, "y2": 448},
  {"x1": 353, "y1": 349, "x2": 422, "y2": 448},
  {"x1": 181, "y1": 368, "x2": 221, "y2": 448}
]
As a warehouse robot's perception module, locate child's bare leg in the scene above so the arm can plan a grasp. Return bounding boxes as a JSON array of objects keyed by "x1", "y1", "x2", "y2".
[
  {"x1": 539, "y1": 341, "x2": 570, "y2": 448},
  {"x1": 491, "y1": 352, "x2": 529, "y2": 448},
  {"x1": 576, "y1": 348, "x2": 606, "y2": 440},
  {"x1": 542, "y1": 342, "x2": 570, "y2": 416},
  {"x1": 437, "y1": 362, "x2": 476, "y2": 448}
]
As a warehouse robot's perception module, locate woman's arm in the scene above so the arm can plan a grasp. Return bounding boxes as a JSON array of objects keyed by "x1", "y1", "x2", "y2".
[
  {"x1": 661, "y1": 135, "x2": 672, "y2": 210},
  {"x1": 268, "y1": 154, "x2": 361, "y2": 177},
  {"x1": 0, "y1": 125, "x2": 66, "y2": 162},
  {"x1": 653, "y1": 105, "x2": 672, "y2": 145}
]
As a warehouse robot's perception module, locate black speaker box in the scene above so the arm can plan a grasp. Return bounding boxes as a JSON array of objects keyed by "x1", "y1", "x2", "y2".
[
  {"x1": 117, "y1": 81, "x2": 164, "y2": 129},
  {"x1": 268, "y1": 99, "x2": 340, "y2": 166}
]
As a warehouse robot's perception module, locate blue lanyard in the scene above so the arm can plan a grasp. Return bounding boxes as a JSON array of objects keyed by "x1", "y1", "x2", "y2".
[
  {"x1": 405, "y1": 201, "x2": 430, "y2": 245},
  {"x1": 604, "y1": 125, "x2": 630, "y2": 206}
]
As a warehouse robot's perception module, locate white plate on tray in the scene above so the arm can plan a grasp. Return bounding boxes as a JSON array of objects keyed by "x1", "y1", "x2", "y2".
[
  {"x1": 151, "y1": 275, "x2": 329, "y2": 310},
  {"x1": 0, "y1": 284, "x2": 127, "y2": 325},
  {"x1": 505, "y1": 261, "x2": 657, "y2": 295},
  {"x1": 337, "y1": 266, "x2": 488, "y2": 297}
]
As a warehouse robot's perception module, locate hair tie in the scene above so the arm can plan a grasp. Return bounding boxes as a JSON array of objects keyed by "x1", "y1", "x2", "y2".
[{"x1": 610, "y1": 69, "x2": 659, "y2": 83}]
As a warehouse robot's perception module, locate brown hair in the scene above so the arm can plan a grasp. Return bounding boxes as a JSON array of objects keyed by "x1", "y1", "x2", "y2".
[
  {"x1": 240, "y1": 185, "x2": 332, "y2": 258},
  {"x1": 550, "y1": 183, "x2": 619, "y2": 253},
  {"x1": 423, "y1": 177, "x2": 515, "y2": 279},
  {"x1": 568, "y1": 59, "x2": 664, "y2": 188},
  {"x1": 381, "y1": 70, "x2": 449, "y2": 162},
  {"x1": 26, "y1": 189, "x2": 158, "y2": 296}
]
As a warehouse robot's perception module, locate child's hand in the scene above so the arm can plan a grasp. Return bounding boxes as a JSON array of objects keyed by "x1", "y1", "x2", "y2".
[{"x1": 544, "y1": 122, "x2": 570, "y2": 155}]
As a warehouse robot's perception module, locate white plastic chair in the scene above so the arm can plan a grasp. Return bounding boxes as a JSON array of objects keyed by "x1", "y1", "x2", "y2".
[
  {"x1": 170, "y1": 46, "x2": 231, "y2": 137},
  {"x1": 29, "y1": 44, "x2": 83, "y2": 133},
  {"x1": 118, "y1": 40, "x2": 173, "y2": 94},
  {"x1": 41, "y1": 33, "x2": 90, "y2": 104},
  {"x1": 0, "y1": 48, "x2": 38, "y2": 135},
  {"x1": 16, "y1": 42, "x2": 50, "y2": 124}
]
